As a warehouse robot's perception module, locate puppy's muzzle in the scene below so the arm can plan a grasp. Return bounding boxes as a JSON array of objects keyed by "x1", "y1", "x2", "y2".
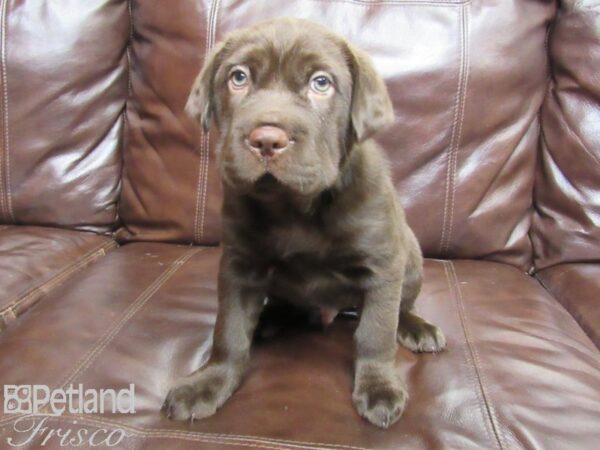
[{"x1": 247, "y1": 125, "x2": 290, "y2": 159}]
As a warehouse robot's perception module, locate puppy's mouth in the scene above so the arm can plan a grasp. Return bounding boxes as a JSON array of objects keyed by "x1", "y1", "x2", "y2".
[
  {"x1": 254, "y1": 173, "x2": 281, "y2": 190},
  {"x1": 247, "y1": 173, "x2": 293, "y2": 201}
]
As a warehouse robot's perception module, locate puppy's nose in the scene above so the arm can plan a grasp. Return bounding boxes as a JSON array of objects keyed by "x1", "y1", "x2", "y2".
[{"x1": 248, "y1": 126, "x2": 289, "y2": 158}]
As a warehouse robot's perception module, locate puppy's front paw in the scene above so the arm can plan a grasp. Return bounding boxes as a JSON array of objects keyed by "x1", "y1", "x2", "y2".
[
  {"x1": 162, "y1": 365, "x2": 238, "y2": 421},
  {"x1": 352, "y1": 367, "x2": 408, "y2": 428},
  {"x1": 397, "y1": 311, "x2": 446, "y2": 353}
]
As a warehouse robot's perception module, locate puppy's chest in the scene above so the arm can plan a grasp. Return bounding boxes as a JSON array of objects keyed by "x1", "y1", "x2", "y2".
[
  {"x1": 261, "y1": 223, "x2": 369, "y2": 308},
  {"x1": 268, "y1": 222, "x2": 334, "y2": 258}
]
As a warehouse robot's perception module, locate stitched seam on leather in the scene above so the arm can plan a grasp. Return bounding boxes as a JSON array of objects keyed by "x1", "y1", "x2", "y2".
[
  {"x1": 0, "y1": 240, "x2": 118, "y2": 318},
  {"x1": 0, "y1": 0, "x2": 13, "y2": 222},
  {"x1": 439, "y1": 7, "x2": 462, "y2": 255},
  {"x1": 202, "y1": 0, "x2": 220, "y2": 241},
  {"x1": 440, "y1": 5, "x2": 468, "y2": 255},
  {"x1": 118, "y1": 0, "x2": 133, "y2": 231},
  {"x1": 444, "y1": 261, "x2": 506, "y2": 450},
  {"x1": 192, "y1": 135, "x2": 210, "y2": 243},
  {"x1": 0, "y1": 0, "x2": 4, "y2": 220},
  {"x1": 446, "y1": 5, "x2": 469, "y2": 255},
  {"x1": 0, "y1": 0, "x2": 6, "y2": 221},
  {"x1": 53, "y1": 247, "x2": 203, "y2": 394},
  {"x1": 527, "y1": 111, "x2": 548, "y2": 276},
  {"x1": 126, "y1": 0, "x2": 133, "y2": 100},
  {"x1": 2, "y1": 414, "x2": 370, "y2": 450},
  {"x1": 530, "y1": 90, "x2": 547, "y2": 274},
  {"x1": 1, "y1": 0, "x2": 12, "y2": 223},
  {"x1": 441, "y1": 261, "x2": 495, "y2": 446},
  {"x1": 200, "y1": 0, "x2": 221, "y2": 242},
  {"x1": 533, "y1": 12, "x2": 555, "y2": 248},
  {"x1": 120, "y1": 0, "x2": 133, "y2": 178},
  {"x1": 197, "y1": 131, "x2": 209, "y2": 241},
  {"x1": 0, "y1": 307, "x2": 17, "y2": 326},
  {"x1": 192, "y1": 4, "x2": 212, "y2": 243},
  {"x1": 543, "y1": 17, "x2": 552, "y2": 85}
]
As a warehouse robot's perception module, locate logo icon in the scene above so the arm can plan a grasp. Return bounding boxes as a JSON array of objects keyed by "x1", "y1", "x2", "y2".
[{"x1": 4, "y1": 385, "x2": 32, "y2": 414}]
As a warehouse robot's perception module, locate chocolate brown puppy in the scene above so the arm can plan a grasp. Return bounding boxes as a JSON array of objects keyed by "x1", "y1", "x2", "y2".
[{"x1": 163, "y1": 18, "x2": 446, "y2": 429}]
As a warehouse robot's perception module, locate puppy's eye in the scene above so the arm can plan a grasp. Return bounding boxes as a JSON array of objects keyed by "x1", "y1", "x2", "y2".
[
  {"x1": 310, "y1": 74, "x2": 333, "y2": 94},
  {"x1": 229, "y1": 67, "x2": 250, "y2": 90},
  {"x1": 231, "y1": 71, "x2": 248, "y2": 85}
]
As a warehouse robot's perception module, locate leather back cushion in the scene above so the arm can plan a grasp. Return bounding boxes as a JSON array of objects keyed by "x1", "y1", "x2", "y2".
[
  {"x1": 118, "y1": 0, "x2": 555, "y2": 270},
  {"x1": 1, "y1": 0, "x2": 129, "y2": 232},
  {"x1": 532, "y1": 0, "x2": 600, "y2": 270}
]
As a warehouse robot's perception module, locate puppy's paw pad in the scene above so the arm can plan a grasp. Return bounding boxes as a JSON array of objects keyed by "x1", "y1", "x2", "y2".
[
  {"x1": 162, "y1": 384, "x2": 194, "y2": 421},
  {"x1": 353, "y1": 386, "x2": 407, "y2": 429},
  {"x1": 162, "y1": 373, "x2": 228, "y2": 422},
  {"x1": 188, "y1": 381, "x2": 223, "y2": 420},
  {"x1": 397, "y1": 319, "x2": 446, "y2": 353}
]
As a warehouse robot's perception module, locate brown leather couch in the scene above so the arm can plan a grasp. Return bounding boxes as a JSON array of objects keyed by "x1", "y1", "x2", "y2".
[{"x1": 1, "y1": 1, "x2": 599, "y2": 449}]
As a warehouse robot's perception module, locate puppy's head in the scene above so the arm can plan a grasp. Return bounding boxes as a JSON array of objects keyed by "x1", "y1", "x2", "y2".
[{"x1": 186, "y1": 18, "x2": 394, "y2": 197}]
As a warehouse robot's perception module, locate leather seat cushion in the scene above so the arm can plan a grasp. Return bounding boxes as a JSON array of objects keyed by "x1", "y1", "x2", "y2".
[
  {"x1": 0, "y1": 243, "x2": 598, "y2": 449},
  {"x1": 0, "y1": 226, "x2": 116, "y2": 332}
]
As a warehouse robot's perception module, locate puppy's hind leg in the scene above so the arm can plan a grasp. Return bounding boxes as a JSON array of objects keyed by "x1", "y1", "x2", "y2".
[{"x1": 397, "y1": 231, "x2": 446, "y2": 353}]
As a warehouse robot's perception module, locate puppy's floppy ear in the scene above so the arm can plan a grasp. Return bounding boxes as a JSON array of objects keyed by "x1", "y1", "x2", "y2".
[
  {"x1": 347, "y1": 44, "x2": 395, "y2": 142},
  {"x1": 185, "y1": 41, "x2": 226, "y2": 132}
]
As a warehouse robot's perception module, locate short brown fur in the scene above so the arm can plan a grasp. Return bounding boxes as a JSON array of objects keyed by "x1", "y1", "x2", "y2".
[{"x1": 163, "y1": 18, "x2": 445, "y2": 428}]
